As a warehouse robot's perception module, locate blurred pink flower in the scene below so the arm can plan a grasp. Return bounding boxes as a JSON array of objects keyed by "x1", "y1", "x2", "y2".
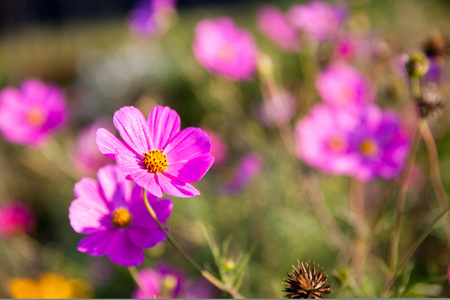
[
  {"x1": 226, "y1": 153, "x2": 262, "y2": 194},
  {"x1": 332, "y1": 35, "x2": 371, "y2": 62},
  {"x1": 316, "y1": 63, "x2": 373, "y2": 108},
  {"x1": 96, "y1": 106, "x2": 214, "y2": 198},
  {"x1": 133, "y1": 263, "x2": 219, "y2": 298},
  {"x1": 69, "y1": 164, "x2": 172, "y2": 267},
  {"x1": 295, "y1": 103, "x2": 410, "y2": 180},
  {"x1": 192, "y1": 17, "x2": 258, "y2": 81},
  {"x1": 128, "y1": 0, "x2": 176, "y2": 37},
  {"x1": 287, "y1": 0, "x2": 347, "y2": 41},
  {"x1": 0, "y1": 79, "x2": 68, "y2": 147},
  {"x1": 0, "y1": 201, "x2": 35, "y2": 238},
  {"x1": 258, "y1": 90, "x2": 297, "y2": 125},
  {"x1": 256, "y1": 5, "x2": 300, "y2": 52},
  {"x1": 74, "y1": 118, "x2": 114, "y2": 177},
  {"x1": 202, "y1": 128, "x2": 228, "y2": 168}
]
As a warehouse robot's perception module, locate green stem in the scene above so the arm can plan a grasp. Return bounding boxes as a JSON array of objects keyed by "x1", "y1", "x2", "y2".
[
  {"x1": 142, "y1": 189, "x2": 244, "y2": 299},
  {"x1": 381, "y1": 205, "x2": 450, "y2": 297}
]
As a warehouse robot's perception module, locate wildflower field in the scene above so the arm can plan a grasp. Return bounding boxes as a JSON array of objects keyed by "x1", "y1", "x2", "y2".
[{"x1": 1, "y1": 0, "x2": 450, "y2": 298}]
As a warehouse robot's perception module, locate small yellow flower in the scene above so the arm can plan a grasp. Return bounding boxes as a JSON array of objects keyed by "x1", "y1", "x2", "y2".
[{"x1": 8, "y1": 272, "x2": 93, "y2": 299}]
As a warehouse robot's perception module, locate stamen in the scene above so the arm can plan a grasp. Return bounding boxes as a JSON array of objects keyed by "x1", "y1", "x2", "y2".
[
  {"x1": 142, "y1": 149, "x2": 168, "y2": 173},
  {"x1": 112, "y1": 208, "x2": 132, "y2": 228},
  {"x1": 328, "y1": 136, "x2": 347, "y2": 153},
  {"x1": 360, "y1": 139, "x2": 378, "y2": 156},
  {"x1": 27, "y1": 108, "x2": 46, "y2": 127}
]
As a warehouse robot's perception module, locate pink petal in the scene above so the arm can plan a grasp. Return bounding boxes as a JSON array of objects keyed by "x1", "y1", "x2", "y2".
[
  {"x1": 107, "y1": 230, "x2": 145, "y2": 266},
  {"x1": 69, "y1": 198, "x2": 111, "y2": 234},
  {"x1": 164, "y1": 127, "x2": 211, "y2": 162},
  {"x1": 97, "y1": 165, "x2": 132, "y2": 208},
  {"x1": 77, "y1": 230, "x2": 114, "y2": 256},
  {"x1": 157, "y1": 173, "x2": 200, "y2": 198},
  {"x1": 113, "y1": 106, "x2": 151, "y2": 154},
  {"x1": 96, "y1": 128, "x2": 134, "y2": 160},
  {"x1": 73, "y1": 178, "x2": 109, "y2": 213},
  {"x1": 127, "y1": 227, "x2": 167, "y2": 248},
  {"x1": 116, "y1": 147, "x2": 145, "y2": 175},
  {"x1": 130, "y1": 170, "x2": 163, "y2": 198},
  {"x1": 147, "y1": 106, "x2": 181, "y2": 149},
  {"x1": 166, "y1": 155, "x2": 214, "y2": 183},
  {"x1": 130, "y1": 198, "x2": 173, "y2": 229}
]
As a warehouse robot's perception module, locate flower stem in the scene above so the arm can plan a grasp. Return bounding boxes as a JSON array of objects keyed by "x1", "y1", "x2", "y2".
[
  {"x1": 142, "y1": 189, "x2": 245, "y2": 299},
  {"x1": 349, "y1": 178, "x2": 366, "y2": 286},
  {"x1": 418, "y1": 119, "x2": 450, "y2": 243},
  {"x1": 381, "y1": 205, "x2": 450, "y2": 297}
]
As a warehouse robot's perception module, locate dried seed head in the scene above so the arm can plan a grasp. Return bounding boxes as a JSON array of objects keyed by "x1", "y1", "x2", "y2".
[
  {"x1": 422, "y1": 31, "x2": 450, "y2": 62},
  {"x1": 282, "y1": 260, "x2": 332, "y2": 299},
  {"x1": 417, "y1": 83, "x2": 445, "y2": 118}
]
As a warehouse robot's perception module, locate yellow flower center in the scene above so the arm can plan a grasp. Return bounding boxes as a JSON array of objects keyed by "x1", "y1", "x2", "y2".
[
  {"x1": 162, "y1": 275, "x2": 177, "y2": 292},
  {"x1": 27, "y1": 107, "x2": 46, "y2": 127},
  {"x1": 360, "y1": 139, "x2": 378, "y2": 156},
  {"x1": 328, "y1": 136, "x2": 347, "y2": 153},
  {"x1": 112, "y1": 208, "x2": 132, "y2": 228},
  {"x1": 142, "y1": 149, "x2": 168, "y2": 173}
]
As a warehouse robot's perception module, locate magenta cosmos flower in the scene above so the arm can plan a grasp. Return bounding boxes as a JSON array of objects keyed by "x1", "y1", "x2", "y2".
[
  {"x1": 192, "y1": 17, "x2": 258, "y2": 81},
  {"x1": 0, "y1": 78, "x2": 68, "y2": 147},
  {"x1": 287, "y1": 0, "x2": 347, "y2": 41},
  {"x1": 96, "y1": 105, "x2": 214, "y2": 198},
  {"x1": 256, "y1": 5, "x2": 300, "y2": 52},
  {"x1": 0, "y1": 201, "x2": 35, "y2": 238},
  {"x1": 226, "y1": 153, "x2": 262, "y2": 194},
  {"x1": 295, "y1": 103, "x2": 410, "y2": 180},
  {"x1": 316, "y1": 63, "x2": 373, "y2": 108},
  {"x1": 69, "y1": 164, "x2": 172, "y2": 267},
  {"x1": 128, "y1": 0, "x2": 176, "y2": 37}
]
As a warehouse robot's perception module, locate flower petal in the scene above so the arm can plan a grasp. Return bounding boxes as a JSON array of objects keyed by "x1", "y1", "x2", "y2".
[
  {"x1": 96, "y1": 128, "x2": 133, "y2": 160},
  {"x1": 116, "y1": 147, "x2": 145, "y2": 175},
  {"x1": 130, "y1": 170, "x2": 164, "y2": 198},
  {"x1": 166, "y1": 155, "x2": 214, "y2": 183},
  {"x1": 69, "y1": 198, "x2": 111, "y2": 234},
  {"x1": 113, "y1": 106, "x2": 151, "y2": 154},
  {"x1": 147, "y1": 106, "x2": 181, "y2": 149},
  {"x1": 77, "y1": 230, "x2": 114, "y2": 256},
  {"x1": 130, "y1": 198, "x2": 173, "y2": 229},
  {"x1": 97, "y1": 165, "x2": 132, "y2": 208},
  {"x1": 157, "y1": 173, "x2": 200, "y2": 198},
  {"x1": 127, "y1": 227, "x2": 167, "y2": 248},
  {"x1": 73, "y1": 178, "x2": 109, "y2": 213},
  {"x1": 107, "y1": 230, "x2": 144, "y2": 266},
  {"x1": 165, "y1": 127, "x2": 211, "y2": 162}
]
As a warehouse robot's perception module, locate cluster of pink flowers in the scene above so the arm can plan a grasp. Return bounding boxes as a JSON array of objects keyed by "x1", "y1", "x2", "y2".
[{"x1": 295, "y1": 63, "x2": 410, "y2": 181}]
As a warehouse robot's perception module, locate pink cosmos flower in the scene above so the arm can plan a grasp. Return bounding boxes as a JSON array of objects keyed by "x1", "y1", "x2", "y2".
[
  {"x1": 96, "y1": 105, "x2": 214, "y2": 198},
  {"x1": 128, "y1": 0, "x2": 176, "y2": 37},
  {"x1": 69, "y1": 164, "x2": 172, "y2": 267},
  {"x1": 0, "y1": 78, "x2": 68, "y2": 147},
  {"x1": 226, "y1": 153, "x2": 263, "y2": 194},
  {"x1": 348, "y1": 104, "x2": 410, "y2": 181},
  {"x1": 192, "y1": 17, "x2": 258, "y2": 81},
  {"x1": 73, "y1": 118, "x2": 114, "y2": 177},
  {"x1": 133, "y1": 263, "x2": 219, "y2": 298},
  {"x1": 287, "y1": 0, "x2": 347, "y2": 41},
  {"x1": 295, "y1": 103, "x2": 360, "y2": 176},
  {"x1": 256, "y1": 5, "x2": 300, "y2": 52},
  {"x1": 295, "y1": 103, "x2": 410, "y2": 180},
  {"x1": 316, "y1": 63, "x2": 373, "y2": 108},
  {"x1": 202, "y1": 128, "x2": 228, "y2": 168},
  {"x1": 0, "y1": 201, "x2": 35, "y2": 238}
]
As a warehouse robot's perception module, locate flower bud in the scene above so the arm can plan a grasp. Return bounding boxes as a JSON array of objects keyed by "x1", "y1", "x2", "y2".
[{"x1": 405, "y1": 52, "x2": 430, "y2": 78}]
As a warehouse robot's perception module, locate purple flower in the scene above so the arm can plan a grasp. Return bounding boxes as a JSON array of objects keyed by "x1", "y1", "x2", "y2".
[
  {"x1": 0, "y1": 78, "x2": 68, "y2": 147},
  {"x1": 316, "y1": 63, "x2": 373, "y2": 108},
  {"x1": 96, "y1": 105, "x2": 214, "y2": 198},
  {"x1": 256, "y1": 5, "x2": 300, "y2": 52},
  {"x1": 202, "y1": 128, "x2": 228, "y2": 168},
  {"x1": 128, "y1": 0, "x2": 176, "y2": 37},
  {"x1": 0, "y1": 201, "x2": 35, "y2": 238},
  {"x1": 133, "y1": 263, "x2": 220, "y2": 298},
  {"x1": 287, "y1": 1, "x2": 347, "y2": 41},
  {"x1": 69, "y1": 164, "x2": 172, "y2": 267},
  {"x1": 295, "y1": 103, "x2": 410, "y2": 180},
  {"x1": 295, "y1": 103, "x2": 360, "y2": 176},
  {"x1": 226, "y1": 153, "x2": 262, "y2": 194},
  {"x1": 192, "y1": 17, "x2": 258, "y2": 81},
  {"x1": 73, "y1": 118, "x2": 114, "y2": 177},
  {"x1": 347, "y1": 104, "x2": 410, "y2": 181}
]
